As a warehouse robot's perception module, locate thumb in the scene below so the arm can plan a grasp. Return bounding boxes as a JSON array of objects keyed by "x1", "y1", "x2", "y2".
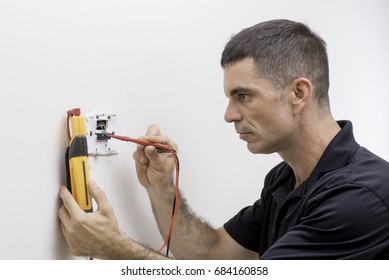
[
  {"x1": 144, "y1": 146, "x2": 159, "y2": 162},
  {"x1": 89, "y1": 180, "x2": 112, "y2": 213}
]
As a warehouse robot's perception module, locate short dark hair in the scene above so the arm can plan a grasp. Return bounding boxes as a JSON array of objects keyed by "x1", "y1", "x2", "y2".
[{"x1": 221, "y1": 19, "x2": 330, "y2": 109}]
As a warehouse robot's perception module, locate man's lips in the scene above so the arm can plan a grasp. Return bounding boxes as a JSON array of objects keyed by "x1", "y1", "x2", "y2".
[
  {"x1": 236, "y1": 129, "x2": 251, "y2": 134},
  {"x1": 237, "y1": 131, "x2": 252, "y2": 140}
]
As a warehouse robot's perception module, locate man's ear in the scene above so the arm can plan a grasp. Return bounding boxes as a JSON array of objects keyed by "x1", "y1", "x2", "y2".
[{"x1": 287, "y1": 77, "x2": 314, "y2": 115}]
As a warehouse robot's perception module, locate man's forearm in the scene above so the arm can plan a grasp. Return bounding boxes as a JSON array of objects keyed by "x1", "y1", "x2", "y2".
[
  {"x1": 147, "y1": 185, "x2": 219, "y2": 259},
  {"x1": 99, "y1": 231, "x2": 171, "y2": 260}
]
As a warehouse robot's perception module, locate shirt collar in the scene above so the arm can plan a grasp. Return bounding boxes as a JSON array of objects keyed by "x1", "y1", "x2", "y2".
[
  {"x1": 306, "y1": 120, "x2": 360, "y2": 187},
  {"x1": 268, "y1": 120, "x2": 360, "y2": 195}
]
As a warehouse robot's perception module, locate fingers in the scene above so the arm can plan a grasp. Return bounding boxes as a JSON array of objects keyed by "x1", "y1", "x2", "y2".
[
  {"x1": 133, "y1": 143, "x2": 149, "y2": 170},
  {"x1": 144, "y1": 145, "x2": 159, "y2": 161},
  {"x1": 143, "y1": 135, "x2": 178, "y2": 152},
  {"x1": 59, "y1": 181, "x2": 113, "y2": 217},
  {"x1": 146, "y1": 124, "x2": 161, "y2": 137},
  {"x1": 142, "y1": 124, "x2": 178, "y2": 150},
  {"x1": 132, "y1": 124, "x2": 178, "y2": 189},
  {"x1": 58, "y1": 181, "x2": 121, "y2": 258},
  {"x1": 133, "y1": 124, "x2": 177, "y2": 157},
  {"x1": 59, "y1": 185, "x2": 83, "y2": 219},
  {"x1": 58, "y1": 204, "x2": 71, "y2": 227},
  {"x1": 133, "y1": 124, "x2": 161, "y2": 169},
  {"x1": 133, "y1": 125, "x2": 169, "y2": 170}
]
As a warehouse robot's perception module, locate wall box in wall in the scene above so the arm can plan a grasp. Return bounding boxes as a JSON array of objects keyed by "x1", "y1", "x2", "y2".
[{"x1": 85, "y1": 113, "x2": 119, "y2": 156}]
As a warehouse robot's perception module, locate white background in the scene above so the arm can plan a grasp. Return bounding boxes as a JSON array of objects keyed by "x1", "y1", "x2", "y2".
[{"x1": 0, "y1": 0, "x2": 388, "y2": 259}]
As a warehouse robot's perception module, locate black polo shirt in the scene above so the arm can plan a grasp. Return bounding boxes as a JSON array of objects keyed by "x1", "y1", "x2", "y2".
[{"x1": 224, "y1": 121, "x2": 389, "y2": 259}]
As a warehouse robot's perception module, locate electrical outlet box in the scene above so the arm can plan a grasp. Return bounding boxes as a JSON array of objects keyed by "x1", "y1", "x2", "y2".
[{"x1": 84, "y1": 113, "x2": 119, "y2": 156}]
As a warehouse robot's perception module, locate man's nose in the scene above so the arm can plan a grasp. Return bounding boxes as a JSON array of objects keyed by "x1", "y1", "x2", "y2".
[{"x1": 224, "y1": 101, "x2": 242, "y2": 123}]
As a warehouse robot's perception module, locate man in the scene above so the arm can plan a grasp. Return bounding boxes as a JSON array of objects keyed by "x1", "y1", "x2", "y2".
[{"x1": 58, "y1": 19, "x2": 389, "y2": 259}]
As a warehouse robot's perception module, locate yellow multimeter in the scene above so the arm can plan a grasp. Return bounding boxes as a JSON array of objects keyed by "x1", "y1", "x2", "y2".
[{"x1": 65, "y1": 111, "x2": 93, "y2": 212}]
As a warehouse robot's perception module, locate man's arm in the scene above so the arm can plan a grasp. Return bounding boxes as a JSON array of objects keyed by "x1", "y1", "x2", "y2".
[
  {"x1": 145, "y1": 183, "x2": 257, "y2": 259},
  {"x1": 58, "y1": 124, "x2": 257, "y2": 259},
  {"x1": 58, "y1": 180, "x2": 256, "y2": 259},
  {"x1": 132, "y1": 125, "x2": 258, "y2": 259}
]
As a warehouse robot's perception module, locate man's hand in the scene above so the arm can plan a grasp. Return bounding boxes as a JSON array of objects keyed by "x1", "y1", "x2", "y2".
[
  {"x1": 58, "y1": 181, "x2": 125, "y2": 259},
  {"x1": 132, "y1": 124, "x2": 178, "y2": 191}
]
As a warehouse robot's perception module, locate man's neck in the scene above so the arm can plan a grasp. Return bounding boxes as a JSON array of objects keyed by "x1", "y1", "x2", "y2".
[{"x1": 280, "y1": 115, "x2": 341, "y2": 188}]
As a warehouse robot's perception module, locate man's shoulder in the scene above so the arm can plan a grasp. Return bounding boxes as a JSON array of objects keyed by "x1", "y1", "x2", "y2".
[
  {"x1": 349, "y1": 145, "x2": 389, "y2": 202},
  {"x1": 314, "y1": 145, "x2": 389, "y2": 211}
]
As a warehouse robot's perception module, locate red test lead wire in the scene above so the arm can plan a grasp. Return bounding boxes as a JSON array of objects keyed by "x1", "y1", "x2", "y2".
[
  {"x1": 107, "y1": 134, "x2": 180, "y2": 256},
  {"x1": 66, "y1": 108, "x2": 81, "y2": 141},
  {"x1": 108, "y1": 135, "x2": 173, "y2": 151}
]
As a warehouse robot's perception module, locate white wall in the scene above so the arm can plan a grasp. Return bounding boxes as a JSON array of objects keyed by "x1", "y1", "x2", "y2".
[{"x1": 0, "y1": 0, "x2": 388, "y2": 259}]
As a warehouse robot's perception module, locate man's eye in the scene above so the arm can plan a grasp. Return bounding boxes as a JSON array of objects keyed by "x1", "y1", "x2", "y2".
[{"x1": 238, "y1": 94, "x2": 249, "y2": 102}]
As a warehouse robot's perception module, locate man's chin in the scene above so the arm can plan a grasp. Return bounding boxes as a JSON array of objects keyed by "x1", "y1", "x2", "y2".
[{"x1": 247, "y1": 143, "x2": 273, "y2": 155}]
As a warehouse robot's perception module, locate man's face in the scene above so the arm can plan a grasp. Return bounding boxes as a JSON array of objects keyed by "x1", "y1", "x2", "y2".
[{"x1": 223, "y1": 58, "x2": 295, "y2": 154}]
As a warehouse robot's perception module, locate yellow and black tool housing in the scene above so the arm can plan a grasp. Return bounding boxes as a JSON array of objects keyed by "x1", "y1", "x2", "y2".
[{"x1": 65, "y1": 113, "x2": 93, "y2": 212}]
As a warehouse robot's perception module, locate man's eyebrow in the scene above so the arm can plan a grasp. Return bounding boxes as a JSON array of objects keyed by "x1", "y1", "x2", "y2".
[{"x1": 229, "y1": 87, "x2": 250, "y2": 96}]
